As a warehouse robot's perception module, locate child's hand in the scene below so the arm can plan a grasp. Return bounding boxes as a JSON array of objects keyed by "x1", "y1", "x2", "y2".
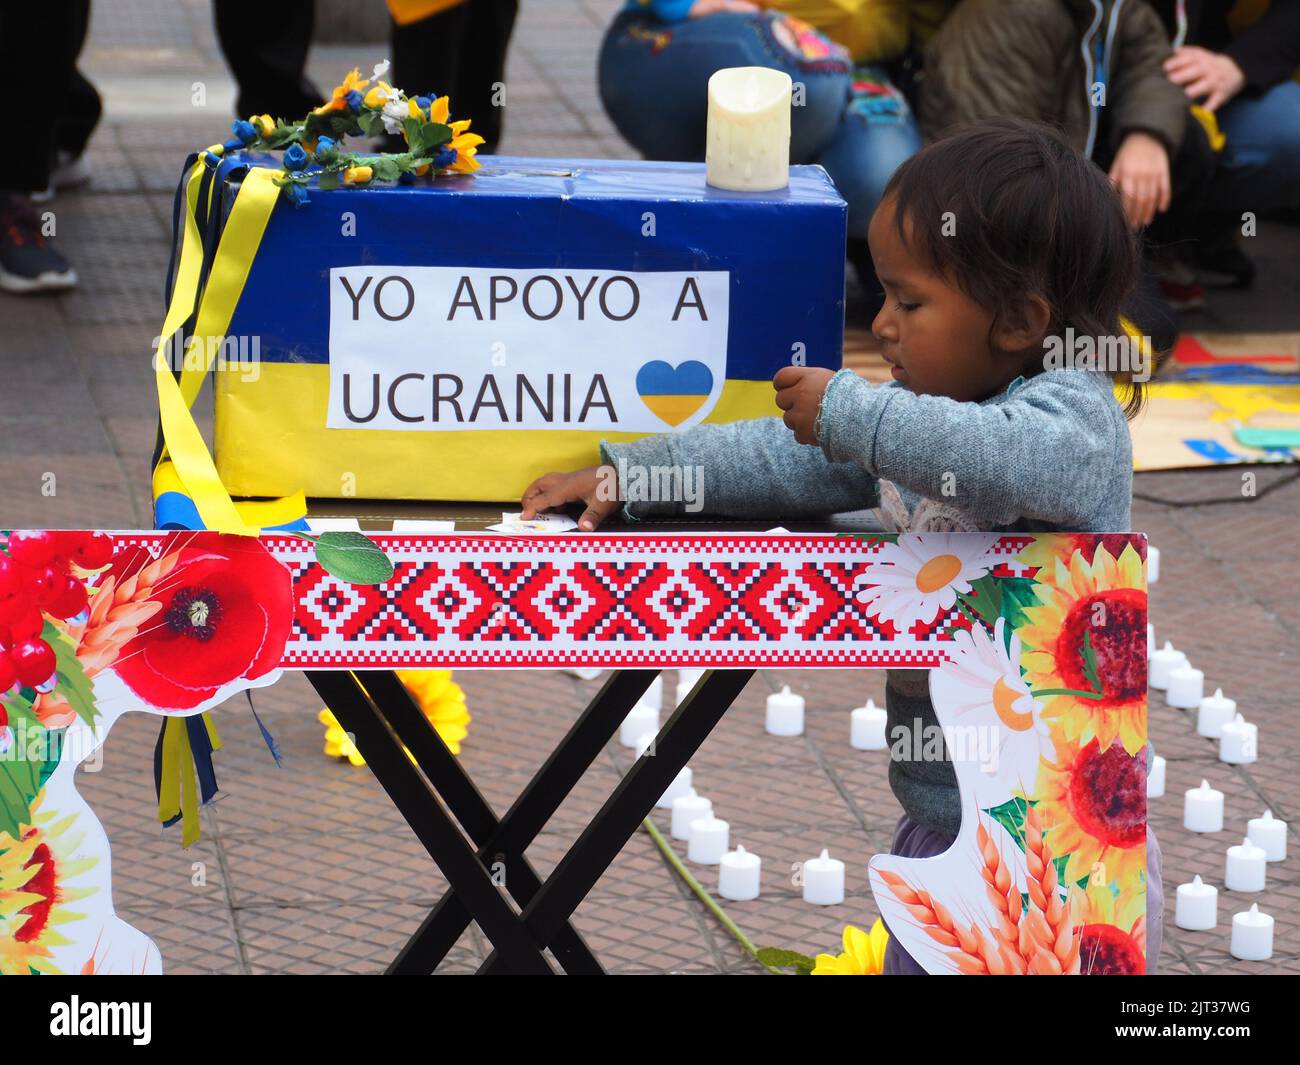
[
  {"x1": 520, "y1": 466, "x2": 620, "y2": 531},
  {"x1": 1108, "y1": 132, "x2": 1171, "y2": 229},
  {"x1": 773, "y1": 366, "x2": 835, "y2": 445}
]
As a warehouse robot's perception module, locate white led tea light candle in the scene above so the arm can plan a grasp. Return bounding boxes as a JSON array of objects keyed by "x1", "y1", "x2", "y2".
[{"x1": 706, "y1": 67, "x2": 792, "y2": 192}]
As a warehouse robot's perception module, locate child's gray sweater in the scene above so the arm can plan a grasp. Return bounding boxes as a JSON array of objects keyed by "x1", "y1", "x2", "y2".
[{"x1": 601, "y1": 367, "x2": 1133, "y2": 835}]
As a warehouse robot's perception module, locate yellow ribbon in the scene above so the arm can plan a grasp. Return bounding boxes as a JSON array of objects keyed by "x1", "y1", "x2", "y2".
[{"x1": 154, "y1": 153, "x2": 305, "y2": 535}]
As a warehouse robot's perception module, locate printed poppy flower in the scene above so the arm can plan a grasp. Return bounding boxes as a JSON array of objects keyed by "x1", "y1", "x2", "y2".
[{"x1": 108, "y1": 533, "x2": 293, "y2": 710}]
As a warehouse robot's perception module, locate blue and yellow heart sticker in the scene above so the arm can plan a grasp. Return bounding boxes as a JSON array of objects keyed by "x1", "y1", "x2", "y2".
[{"x1": 635, "y1": 359, "x2": 714, "y2": 427}]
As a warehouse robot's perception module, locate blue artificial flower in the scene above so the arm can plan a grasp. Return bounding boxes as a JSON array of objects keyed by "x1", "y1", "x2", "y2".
[
  {"x1": 345, "y1": 90, "x2": 363, "y2": 113},
  {"x1": 315, "y1": 136, "x2": 336, "y2": 159},
  {"x1": 398, "y1": 170, "x2": 415, "y2": 185},
  {"x1": 416, "y1": 95, "x2": 432, "y2": 109},
  {"x1": 231, "y1": 119, "x2": 257, "y2": 145},
  {"x1": 283, "y1": 143, "x2": 309, "y2": 171},
  {"x1": 285, "y1": 183, "x2": 310, "y2": 208},
  {"x1": 434, "y1": 147, "x2": 458, "y2": 168}
]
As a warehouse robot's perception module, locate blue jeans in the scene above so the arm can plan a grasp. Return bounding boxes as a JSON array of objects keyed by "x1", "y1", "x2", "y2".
[
  {"x1": 598, "y1": 9, "x2": 920, "y2": 240},
  {"x1": 1214, "y1": 80, "x2": 1300, "y2": 212}
]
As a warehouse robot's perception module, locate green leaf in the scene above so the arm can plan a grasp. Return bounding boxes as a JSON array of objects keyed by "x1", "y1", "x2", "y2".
[
  {"x1": 983, "y1": 796, "x2": 1033, "y2": 850},
  {"x1": 419, "y1": 122, "x2": 453, "y2": 153},
  {"x1": 318, "y1": 169, "x2": 340, "y2": 191},
  {"x1": 369, "y1": 156, "x2": 403, "y2": 183},
  {"x1": 996, "y1": 577, "x2": 1041, "y2": 631},
  {"x1": 0, "y1": 756, "x2": 42, "y2": 840},
  {"x1": 313, "y1": 532, "x2": 394, "y2": 586},
  {"x1": 46, "y1": 620, "x2": 98, "y2": 727},
  {"x1": 755, "y1": 947, "x2": 816, "y2": 975},
  {"x1": 357, "y1": 110, "x2": 382, "y2": 137}
]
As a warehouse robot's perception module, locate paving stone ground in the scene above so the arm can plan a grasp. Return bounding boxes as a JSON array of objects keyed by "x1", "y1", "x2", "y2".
[{"x1": 1, "y1": 0, "x2": 1296, "y2": 974}]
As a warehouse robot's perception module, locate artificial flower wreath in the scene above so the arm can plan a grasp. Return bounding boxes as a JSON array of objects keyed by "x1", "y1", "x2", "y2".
[{"x1": 220, "y1": 60, "x2": 485, "y2": 205}]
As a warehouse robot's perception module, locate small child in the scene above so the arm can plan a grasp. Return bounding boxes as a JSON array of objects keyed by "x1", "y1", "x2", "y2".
[{"x1": 521, "y1": 117, "x2": 1162, "y2": 974}]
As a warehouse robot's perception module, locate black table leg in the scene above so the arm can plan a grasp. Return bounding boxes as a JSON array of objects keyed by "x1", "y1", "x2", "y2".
[
  {"x1": 479, "y1": 668, "x2": 755, "y2": 973},
  {"x1": 307, "y1": 670, "x2": 555, "y2": 975},
  {"x1": 359, "y1": 670, "x2": 656, "y2": 974}
]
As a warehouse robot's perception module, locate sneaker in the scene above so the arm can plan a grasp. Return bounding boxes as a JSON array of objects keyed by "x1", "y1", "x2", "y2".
[
  {"x1": 0, "y1": 196, "x2": 77, "y2": 293},
  {"x1": 30, "y1": 151, "x2": 93, "y2": 204},
  {"x1": 1150, "y1": 250, "x2": 1205, "y2": 311}
]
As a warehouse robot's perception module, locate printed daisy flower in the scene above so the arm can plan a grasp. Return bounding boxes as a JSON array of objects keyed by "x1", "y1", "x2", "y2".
[
  {"x1": 930, "y1": 616, "x2": 1053, "y2": 808},
  {"x1": 853, "y1": 534, "x2": 1002, "y2": 633},
  {"x1": 1071, "y1": 880, "x2": 1147, "y2": 975},
  {"x1": 1018, "y1": 543, "x2": 1147, "y2": 755},
  {"x1": 0, "y1": 791, "x2": 95, "y2": 975},
  {"x1": 1033, "y1": 734, "x2": 1147, "y2": 889},
  {"x1": 811, "y1": 918, "x2": 889, "y2": 974}
]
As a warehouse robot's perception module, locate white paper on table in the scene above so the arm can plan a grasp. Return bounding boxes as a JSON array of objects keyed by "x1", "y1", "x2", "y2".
[
  {"x1": 306, "y1": 517, "x2": 362, "y2": 533},
  {"x1": 486, "y1": 511, "x2": 579, "y2": 533},
  {"x1": 391, "y1": 519, "x2": 456, "y2": 532}
]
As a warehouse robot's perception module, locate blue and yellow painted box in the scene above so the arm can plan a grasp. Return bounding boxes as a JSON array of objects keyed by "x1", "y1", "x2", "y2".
[{"x1": 215, "y1": 155, "x2": 846, "y2": 503}]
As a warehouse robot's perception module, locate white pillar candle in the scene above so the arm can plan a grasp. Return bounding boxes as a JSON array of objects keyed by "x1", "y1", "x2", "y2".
[
  {"x1": 1247, "y1": 810, "x2": 1287, "y2": 862},
  {"x1": 1219, "y1": 714, "x2": 1258, "y2": 765},
  {"x1": 705, "y1": 66, "x2": 792, "y2": 192},
  {"x1": 1147, "y1": 754, "x2": 1166, "y2": 799},
  {"x1": 718, "y1": 844, "x2": 761, "y2": 901},
  {"x1": 671, "y1": 791, "x2": 713, "y2": 841},
  {"x1": 1197, "y1": 688, "x2": 1237, "y2": 739},
  {"x1": 1147, "y1": 623, "x2": 1155, "y2": 660},
  {"x1": 565, "y1": 667, "x2": 604, "y2": 680},
  {"x1": 634, "y1": 731, "x2": 655, "y2": 759},
  {"x1": 1148, "y1": 642, "x2": 1187, "y2": 689},
  {"x1": 1147, "y1": 544, "x2": 1160, "y2": 583},
  {"x1": 1166, "y1": 665, "x2": 1204, "y2": 709},
  {"x1": 656, "y1": 765, "x2": 693, "y2": 810},
  {"x1": 765, "y1": 685, "x2": 805, "y2": 736},
  {"x1": 1183, "y1": 779, "x2": 1224, "y2": 833},
  {"x1": 642, "y1": 674, "x2": 663, "y2": 713},
  {"x1": 1230, "y1": 904, "x2": 1274, "y2": 961},
  {"x1": 1225, "y1": 837, "x2": 1267, "y2": 893},
  {"x1": 802, "y1": 848, "x2": 846, "y2": 906},
  {"x1": 1174, "y1": 874, "x2": 1218, "y2": 930},
  {"x1": 620, "y1": 701, "x2": 659, "y2": 748},
  {"x1": 850, "y1": 699, "x2": 888, "y2": 750},
  {"x1": 687, "y1": 816, "x2": 729, "y2": 865},
  {"x1": 676, "y1": 668, "x2": 705, "y2": 706}
]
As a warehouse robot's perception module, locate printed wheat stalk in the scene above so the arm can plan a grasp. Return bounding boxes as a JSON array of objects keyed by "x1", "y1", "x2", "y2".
[
  {"x1": 71, "y1": 549, "x2": 183, "y2": 678},
  {"x1": 1022, "y1": 805, "x2": 1081, "y2": 975}
]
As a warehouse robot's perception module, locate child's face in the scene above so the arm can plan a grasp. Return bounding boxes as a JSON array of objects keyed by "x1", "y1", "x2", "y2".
[{"x1": 867, "y1": 198, "x2": 1027, "y2": 403}]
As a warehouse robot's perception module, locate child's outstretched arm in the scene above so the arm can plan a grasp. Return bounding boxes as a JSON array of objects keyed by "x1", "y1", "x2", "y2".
[
  {"x1": 521, "y1": 415, "x2": 879, "y2": 529},
  {"x1": 815, "y1": 368, "x2": 1130, "y2": 528}
]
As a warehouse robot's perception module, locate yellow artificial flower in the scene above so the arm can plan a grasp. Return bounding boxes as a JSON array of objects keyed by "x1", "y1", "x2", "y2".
[
  {"x1": 318, "y1": 708, "x2": 366, "y2": 767},
  {"x1": 429, "y1": 95, "x2": 451, "y2": 125},
  {"x1": 407, "y1": 97, "x2": 425, "y2": 121},
  {"x1": 319, "y1": 670, "x2": 470, "y2": 766},
  {"x1": 811, "y1": 918, "x2": 889, "y2": 975},
  {"x1": 254, "y1": 114, "x2": 275, "y2": 137},
  {"x1": 314, "y1": 67, "x2": 369, "y2": 114},
  {"x1": 363, "y1": 81, "x2": 395, "y2": 109},
  {"x1": 343, "y1": 165, "x2": 373, "y2": 185},
  {"x1": 448, "y1": 130, "x2": 485, "y2": 173}
]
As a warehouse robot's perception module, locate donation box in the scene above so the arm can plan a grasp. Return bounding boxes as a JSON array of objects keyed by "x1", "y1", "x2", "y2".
[{"x1": 214, "y1": 155, "x2": 847, "y2": 503}]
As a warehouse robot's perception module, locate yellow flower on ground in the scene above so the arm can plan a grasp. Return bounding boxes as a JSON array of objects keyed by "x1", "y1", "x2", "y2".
[
  {"x1": 1018, "y1": 543, "x2": 1147, "y2": 755},
  {"x1": 318, "y1": 708, "x2": 366, "y2": 767},
  {"x1": 1034, "y1": 732, "x2": 1148, "y2": 888},
  {"x1": 811, "y1": 918, "x2": 889, "y2": 974},
  {"x1": 343, "y1": 165, "x2": 373, "y2": 185},
  {"x1": 319, "y1": 670, "x2": 470, "y2": 766},
  {"x1": 396, "y1": 669, "x2": 470, "y2": 754},
  {"x1": 314, "y1": 67, "x2": 369, "y2": 114}
]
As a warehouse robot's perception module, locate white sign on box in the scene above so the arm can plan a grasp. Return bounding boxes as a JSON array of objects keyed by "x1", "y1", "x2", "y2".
[{"x1": 327, "y1": 266, "x2": 730, "y2": 433}]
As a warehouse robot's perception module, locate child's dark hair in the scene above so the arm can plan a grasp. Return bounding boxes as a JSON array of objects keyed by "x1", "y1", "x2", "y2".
[{"x1": 881, "y1": 117, "x2": 1151, "y2": 417}]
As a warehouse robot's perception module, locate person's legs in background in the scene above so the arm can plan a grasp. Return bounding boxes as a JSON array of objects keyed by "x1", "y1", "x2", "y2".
[
  {"x1": 213, "y1": 0, "x2": 321, "y2": 119},
  {"x1": 0, "y1": 1, "x2": 86, "y2": 292},
  {"x1": 597, "y1": 9, "x2": 851, "y2": 163},
  {"x1": 814, "y1": 67, "x2": 921, "y2": 315},
  {"x1": 390, "y1": 0, "x2": 519, "y2": 153},
  {"x1": 31, "y1": 0, "x2": 101, "y2": 203}
]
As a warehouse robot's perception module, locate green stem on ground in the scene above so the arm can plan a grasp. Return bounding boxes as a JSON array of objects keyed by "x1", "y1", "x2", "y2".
[{"x1": 640, "y1": 817, "x2": 780, "y2": 975}]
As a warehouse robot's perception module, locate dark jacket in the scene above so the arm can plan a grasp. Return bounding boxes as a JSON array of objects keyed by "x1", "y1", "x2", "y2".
[
  {"x1": 1153, "y1": 0, "x2": 1300, "y2": 95},
  {"x1": 918, "y1": 0, "x2": 1188, "y2": 159}
]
